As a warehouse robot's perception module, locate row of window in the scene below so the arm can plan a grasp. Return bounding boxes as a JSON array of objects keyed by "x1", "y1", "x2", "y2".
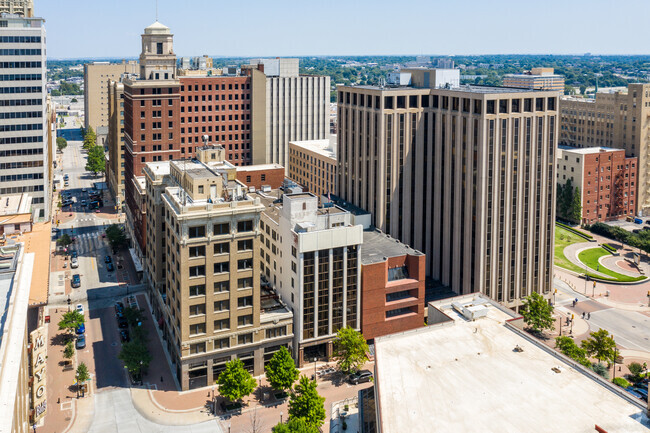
[
  {"x1": 0, "y1": 160, "x2": 43, "y2": 170},
  {"x1": 0, "y1": 110, "x2": 41, "y2": 119},
  {"x1": 0, "y1": 98, "x2": 40, "y2": 106},
  {"x1": 188, "y1": 240, "x2": 253, "y2": 257},
  {"x1": 0, "y1": 36, "x2": 42, "y2": 43},
  {"x1": 189, "y1": 296, "x2": 254, "y2": 315},
  {"x1": 0, "y1": 147, "x2": 42, "y2": 157},
  {"x1": 181, "y1": 82, "x2": 250, "y2": 92},
  {"x1": 0, "y1": 86, "x2": 40, "y2": 94},
  {"x1": 188, "y1": 259, "x2": 253, "y2": 277},
  {"x1": 0, "y1": 74, "x2": 41, "y2": 81},
  {"x1": 0, "y1": 61, "x2": 41, "y2": 68},
  {"x1": 0, "y1": 135, "x2": 42, "y2": 144},
  {"x1": 180, "y1": 104, "x2": 249, "y2": 113},
  {"x1": 188, "y1": 220, "x2": 253, "y2": 238},
  {"x1": 0, "y1": 49, "x2": 41, "y2": 55},
  {"x1": 0, "y1": 172, "x2": 43, "y2": 182},
  {"x1": 188, "y1": 278, "x2": 253, "y2": 297},
  {"x1": 0, "y1": 123, "x2": 42, "y2": 131}
]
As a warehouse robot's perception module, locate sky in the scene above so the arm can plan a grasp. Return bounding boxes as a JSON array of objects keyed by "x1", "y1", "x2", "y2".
[{"x1": 39, "y1": 0, "x2": 650, "y2": 59}]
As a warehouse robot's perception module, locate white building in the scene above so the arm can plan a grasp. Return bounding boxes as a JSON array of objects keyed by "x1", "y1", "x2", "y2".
[
  {"x1": 0, "y1": 13, "x2": 49, "y2": 219},
  {"x1": 258, "y1": 191, "x2": 363, "y2": 365}
]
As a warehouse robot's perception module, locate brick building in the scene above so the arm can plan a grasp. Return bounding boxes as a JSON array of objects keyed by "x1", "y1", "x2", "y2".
[
  {"x1": 557, "y1": 146, "x2": 638, "y2": 224},
  {"x1": 235, "y1": 164, "x2": 285, "y2": 190},
  {"x1": 360, "y1": 230, "x2": 425, "y2": 341}
]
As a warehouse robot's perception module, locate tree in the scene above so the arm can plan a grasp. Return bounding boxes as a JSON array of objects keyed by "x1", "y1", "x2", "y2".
[
  {"x1": 333, "y1": 326, "x2": 369, "y2": 374},
  {"x1": 570, "y1": 186, "x2": 582, "y2": 224},
  {"x1": 56, "y1": 136, "x2": 68, "y2": 151},
  {"x1": 63, "y1": 340, "x2": 75, "y2": 362},
  {"x1": 85, "y1": 145, "x2": 105, "y2": 175},
  {"x1": 71, "y1": 98, "x2": 78, "y2": 103},
  {"x1": 76, "y1": 362, "x2": 90, "y2": 397},
  {"x1": 627, "y1": 362, "x2": 645, "y2": 383},
  {"x1": 123, "y1": 306, "x2": 145, "y2": 328},
  {"x1": 58, "y1": 310, "x2": 85, "y2": 333},
  {"x1": 83, "y1": 126, "x2": 96, "y2": 150},
  {"x1": 217, "y1": 358, "x2": 257, "y2": 403},
  {"x1": 57, "y1": 233, "x2": 72, "y2": 247},
  {"x1": 272, "y1": 418, "x2": 320, "y2": 433},
  {"x1": 118, "y1": 340, "x2": 152, "y2": 376},
  {"x1": 105, "y1": 224, "x2": 128, "y2": 250},
  {"x1": 581, "y1": 328, "x2": 617, "y2": 365},
  {"x1": 591, "y1": 362, "x2": 610, "y2": 379},
  {"x1": 265, "y1": 346, "x2": 299, "y2": 393},
  {"x1": 288, "y1": 375, "x2": 326, "y2": 428},
  {"x1": 520, "y1": 292, "x2": 554, "y2": 334},
  {"x1": 555, "y1": 336, "x2": 591, "y2": 367}
]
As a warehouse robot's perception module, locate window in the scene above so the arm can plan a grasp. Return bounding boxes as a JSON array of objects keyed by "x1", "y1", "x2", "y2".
[
  {"x1": 265, "y1": 326, "x2": 286, "y2": 339},
  {"x1": 238, "y1": 333, "x2": 253, "y2": 345},
  {"x1": 189, "y1": 342, "x2": 206, "y2": 354},
  {"x1": 189, "y1": 323, "x2": 205, "y2": 335},
  {"x1": 291, "y1": 246, "x2": 297, "y2": 258},
  {"x1": 237, "y1": 220, "x2": 253, "y2": 232},
  {"x1": 188, "y1": 225, "x2": 205, "y2": 238},
  {"x1": 386, "y1": 290, "x2": 412, "y2": 302},
  {"x1": 238, "y1": 277, "x2": 252, "y2": 289},
  {"x1": 386, "y1": 307, "x2": 413, "y2": 318},
  {"x1": 156, "y1": 42, "x2": 163, "y2": 55},
  {"x1": 238, "y1": 239, "x2": 253, "y2": 251},
  {"x1": 214, "y1": 242, "x2": 229, "y2": 254},
  {"x1": 215, "y1": 338, "x2": 230, "y2": 349},
  {"x1": 214, "y1": 280, "x2": 229, "y2": 293},
  {"x1": 291, "y1": 261, "x2": 297, "y2": 273},
  {"x1": 189, "y1": 245, "x2": 205, "y2": 258},
  {"x1": 238, "y1": 315, "x2": 253, "y2": 327},
  {"x1": 238, "y1": 296, "x2": 253, "y2": 308},
  {"x1": 214, "y1": 223, "x2": 230, "y2": 235},
  {"x1": 214, "y1": 319, "x2": 229, "y2": 331},
  {"x1": 189, "y1": 303, "x2": 206, "y2": 316},
  {"x1": 214, "y1": 300, "x2": 229, "y2": 312},
  {"x1": 214, "y1": 262, "x2": 229, "y2": 273},
  {"x1": 387, "y1": 266, "x2": 409, "y2": 281},
  {"x1": 189, "y1": 284, "x2": 206, "y2": 297},
  {"x1": 189, "y1": 265, "x2": 205, "y2": 277},
  {"x1": 238, "y1": 259, "x2": 253, "y2": 270}
]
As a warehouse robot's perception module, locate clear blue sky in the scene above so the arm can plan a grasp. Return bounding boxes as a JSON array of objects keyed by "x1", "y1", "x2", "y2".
[{"x1": 39, "y1": 0, "x2": 650, "y2": 59}]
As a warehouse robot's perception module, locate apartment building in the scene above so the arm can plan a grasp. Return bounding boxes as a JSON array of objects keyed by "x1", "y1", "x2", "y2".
[
  {"x1": 288, "y1": 138, "x2": 337, "y2": 200},
  {"x1": 0, "y1": 12, "x2": 50, "y2": 219},
  {"x1": 557, "y1": 146, "x2": 637, "y2": 224},
  {"x1": 503, "y1": 68, "x2": 565, "y2": 92},
  {"x1": 360, "y1": 229, "x2": 425, "y2": 341},
  {"x1": 83, "y1": 60, "x2": 138, "y2": 134},
  {"x1": 338, "y1": 69, "x2": 558, "y2": 308},
  {"x1": 249, "y1": 58, "x2": 330, "y2": 168},
  {"x1": 143, "y1": 145, "x2": 292, "y2": 390},
  {"x1": 560, "y1": 83, "x2": 650, "y2": 215},
  {"x1": 257, "y1": 191, "x2": 363, "y2": 365}
]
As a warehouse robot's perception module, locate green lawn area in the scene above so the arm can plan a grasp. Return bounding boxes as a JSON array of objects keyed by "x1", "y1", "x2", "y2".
[
  {"x1": 577, "y1": 248, "x2": 646, "y2": 282},
  {"x1": 554, "y1": 226, "x2": 646, "y2": 282}
]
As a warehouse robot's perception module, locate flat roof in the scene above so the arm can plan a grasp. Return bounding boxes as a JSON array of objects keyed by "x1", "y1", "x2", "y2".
[
  {"x1": 0, "y1": 193, "x2": 30, "y2": 215},
  {"x1": 236, "y1": 163, "x2": 284, "y2": 172},
  {"x1": 289, "y1": 139, "x2": 337, "y2": 160},
  {"x1": 346, "y1": 84, "x2": 548, "y2": 94},
  {"x1": 558, "y1": 145, "x2": 623, "y2": 155},
  {"x1": 360, "y1": 230, "x2": 422, "y2": 265},
  {"x1": 374, "y1": 295, "x2": 650, "y2": 433}
]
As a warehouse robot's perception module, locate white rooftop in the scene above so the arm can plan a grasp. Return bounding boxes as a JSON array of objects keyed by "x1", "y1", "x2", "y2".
[
  {"x1": 558, "y1": 146, "x2": 623, "y2": 155},
  {"x1": 374, "y1": 295, "x2": 650, "y2": 433},
  {"x1": 289, "y1": 138, "x2": 337, "y2": 161},
  {"x1": 236, "y1": 163, "x2": 283, "y2": 172}
]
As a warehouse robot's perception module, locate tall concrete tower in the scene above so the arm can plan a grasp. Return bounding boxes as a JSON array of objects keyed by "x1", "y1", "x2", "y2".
[{"x1": 139, "y1": 21, "x2": 176, "y2": 81}]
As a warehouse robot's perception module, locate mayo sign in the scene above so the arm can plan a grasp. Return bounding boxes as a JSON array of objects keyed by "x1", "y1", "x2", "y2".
[{"x1": 30, "y1": 327, "x2": 47, "y2": 422}]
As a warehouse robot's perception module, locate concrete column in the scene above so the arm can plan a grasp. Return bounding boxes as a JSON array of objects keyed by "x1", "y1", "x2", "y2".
[
  {"x1": 328, "y1": 248, "x2": 333, "y2": 336},
  {"x1": 342, "y1": 246, "x2": 348, "y2": 329}
]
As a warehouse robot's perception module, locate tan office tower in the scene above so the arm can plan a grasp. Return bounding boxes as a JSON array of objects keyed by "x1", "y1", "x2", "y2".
[
  {"x1": 106, "y1": 80, "x2": 126, "y2": 206},
  {"x1": 249, "y1": 59, "x2": 330, "y2": 169},
  {"x1": 560, "y1": 83, "x2": 650, "y2": 215},
  {"x1": 338, "y1": 70, "x2": 558, "y2": 308},
  {"x1": 503, "y1": 68, "x2": 565, "y2": 92},
  {"x1": 83, "y1": 60, "x2": 138, "y2": 133},
  {"x1": 0, "y1": 0, "x2": 33, "y2": 16},
  {"x1": 143, "y1": 146, "x2": 293, "y2": 390}
]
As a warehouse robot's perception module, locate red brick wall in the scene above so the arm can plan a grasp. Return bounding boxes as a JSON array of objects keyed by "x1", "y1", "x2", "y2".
[
  {"x1": 360, "y1": 254, "x2": 425, "y2": 341},
  {"x1": 236, "y1": 167, "x2": 285, "y2": 190}
]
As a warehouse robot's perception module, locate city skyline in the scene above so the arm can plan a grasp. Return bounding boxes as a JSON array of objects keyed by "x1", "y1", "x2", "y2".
[{"x1": 39, "y1": 0, "x2": 650, "y2": 59}]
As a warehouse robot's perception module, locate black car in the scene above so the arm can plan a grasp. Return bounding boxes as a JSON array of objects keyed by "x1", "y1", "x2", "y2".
[
  {"x1": 349, "y1": 369, "x2": 373, "y2": 385},
  {"x1": 104, "y1": 255, "x2": 112, "y2": 264},
  {"x1": 115, "y1": 301, "x2": 124, "y2": 314},
  {"x1": 75, "y1": 335, "x2": 86, "y2": 349},
  {"x1": 106, "y1": 262, "x2": 115, "y2": 272},
  {"x1": 120, "y1": 330, "x2": 130, "y2": 342},
  {"x1": 118, "y1": 317, "x2": 128, "y2": 329},
  {"x1": 71, "y1": 250, "x2": 78, "y2": 259}
]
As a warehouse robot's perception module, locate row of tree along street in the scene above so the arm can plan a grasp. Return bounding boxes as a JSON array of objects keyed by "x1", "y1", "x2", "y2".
[{"x1": 57, "y1": 310, "x2": 90, "y2": 397}]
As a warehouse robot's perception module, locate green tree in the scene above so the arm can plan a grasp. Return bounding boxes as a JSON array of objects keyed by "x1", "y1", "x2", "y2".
[
  {"x1": 123, "y1": 306, "x2": 145, "y2": 328},
  {"x1": 520, "y1": 292, "x2": 554, "y2": 334},
  {"x1": 627, "y1": 362, "x2": 645, "y2": 383},
  {"x1": 570, "y1": 187, "x2": 582, "y2": 224},
  {"x1": 71, "y1": 98, "x2": 78, "y2": 103},
  {"x1": 76, "y1": 362, "x2": 90, "y2": 397},
  {"x1": 555, "y1": 336, "x2": 591, "y2": 367},
  {"x1": 83, "y1": 126, "x2": 96, "y2": 150},
  {"x1": 579, "y1": 85, "x2": 587, "y2": 95},
  {"x1": 58, "y1": 310, "x2": 85, "y2": 333},
  {"x1": 56, "y1": 136, "x2": 68, "y2": 151},
  {"x1": 118, "y1": 341, "x2": 152, "y2": 376},
  {"x1": 85, "y1": 145, "x2": 105, "y2": 175},
  {"x1": 591, "y1": 362, "x2": 610, "y2": 379},
  {"x1": 333, "y1": 326, "x2": 369, "y2": 374},
  {"x1": 288, "y1": 375, "x2": 326, "y2": 428},
  {"x1": 581, "y1": 328, "x2": 617, "y2": 364},
  {"x1": 217, "y1": 358, "x2": 257, "y2": 403},
  {"x1": 265, "y1": 346, "x2": 299, "y2": 393},
  {"x1": 57, "y1": 233, "x2": 72, "y2": 247},
  {"x1": 63, "y1": 340, "x2": 75, "y2": 362},
  {"x1": 105, "y1": 224, "x2": 128, "y2": 250},
  {"x1": 272, "y1": 417, "x2": 320, "y2": 433}
]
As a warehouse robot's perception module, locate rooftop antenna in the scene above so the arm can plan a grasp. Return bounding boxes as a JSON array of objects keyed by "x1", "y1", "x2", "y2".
[{"x1": 155, "y1": 0, "x2": 159, "y2": 21}]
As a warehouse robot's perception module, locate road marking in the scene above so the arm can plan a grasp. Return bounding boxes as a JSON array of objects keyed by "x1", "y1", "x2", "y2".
[{"x1": 91, "y1": 258, "x2": 96, "y2": 271}]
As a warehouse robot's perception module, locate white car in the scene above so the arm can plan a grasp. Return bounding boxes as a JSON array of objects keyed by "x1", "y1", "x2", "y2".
[
  {"x1": 76, "y1": 304, "x2": 84, "y2": 315},
  {"x1": 70, "y1": 257, "x2": 79, "y2": 268}
]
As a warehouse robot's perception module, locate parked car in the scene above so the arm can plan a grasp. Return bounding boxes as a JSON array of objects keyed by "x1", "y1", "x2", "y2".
[
  {"x1": 106, "y1": 262, "x2": 114, "y2": 272},
  {"x1": 80, "y1": 200, "x2": 86, "y2": 207},
  {"x1": 82, "y1": 188, "x2": 87, "y2": 193},
  {"x1": 120, "y1": 330, "x2": 130, "y2": 342},
  {"x1": 71, "y1": 250, "x2": 78, "y2": 259},
  {"x1": 625, "y1": 388, "x2": 644, "y2": 399},
  {"x1": 115, "y1": 301, "x2": 124, "y2": 314},
  {"x1": 62, "y1": 199, "x2": 74, "y2": 206},
  {"x1": 63, "y1": 174, "x2": 69, "y2": 181},
  {"x1": 104, "y1": 255, "x2": 112, "y2": 264},
  {"x1": 70, "y1": 257, "x2": 79, "y2": 268},
  {"x1": 76, "y1": 304, "x2": 84, "y2": 315},
  {"x1": 75, "y1": 323, "x2": 85, "y2": 335},
  {"x1": 117, "y1": 317, "x2": 128, "y2": 329},
  {"x1": 634, "y1": 387, "x2": 648, "y2": 399},
  {"x1": 349, "y1": 369, "x2": 373, "y2": 385},
  {"x1": 71, "y1": 274, "x2": 81, "y2": 288},
  {"x1": 75, "y1": 335, "x2": 86, "y2": 349}
]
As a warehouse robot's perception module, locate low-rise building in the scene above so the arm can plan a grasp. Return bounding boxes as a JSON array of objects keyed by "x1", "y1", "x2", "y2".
[
  {"x1": 503, "y1": 67, "x2": 565, "y2": 92},
  {"x1": 556, "y1": 146, "x2": 638, "y2": 224},
  {"x1": 235, "y1": 164, "x2": 285, "y2": 190},
  {"x1": 257, "y1": 191, "x2": 363, "y2": 365},
  {"x1": 288, "y1": 138, "x2": 337, "y2": 200},
  {"x1": 0, "y1": 194, "x2": 32, "y2": 235},
  {"x1": 143, "y1": 145, "x2": 293, "y2": 390}
]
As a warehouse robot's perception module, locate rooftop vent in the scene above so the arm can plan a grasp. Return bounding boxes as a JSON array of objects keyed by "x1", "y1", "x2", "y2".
[{"x1": 452, "y1": 299, "x2": 489, "y2": 321}]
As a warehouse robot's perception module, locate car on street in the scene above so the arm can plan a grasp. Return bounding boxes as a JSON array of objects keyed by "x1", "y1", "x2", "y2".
[
  {"x1": 64, "y1": 181, "x2": 69, "y2": 187},
  {"x1": 115, "y1": 301, "x2": 124, "y2": 314},
  {"x1": 63, "y1": 174, "x2": 69, "y2": 181},
  {"x1": 82, "y1": 188, "x2": 87, "y2": 193},
  {"x1": 348, "y1": 369, "x2": 373, "y2": 385},
  {"x1": 80, "y1": 200, "x2": 86, "y2": 207},
  {"x1": 75, "y1": 334, "x2": 86, "y2": 349},
  {"x1": 70, "y1": 257, "x2": 79, "y2": 268},
  {"x1": 76, "y1": 304, "x2": 84, "y2": 315},
  {"x1": 71, "y1": 250, "x2": 78, "y2": 259},
  {"x1": 62, "y1": 199, "x2": 74, "y2": 206},
  {"x1": 118, "y1": 317, "x2": 128, "y2": 329},
  {"x1": 71, "y1": 274, "x2": 81, "y2": 288},
  {"x1": 75, "y1": 323, "x2": 85, "y2": 335},
  {"x1": 120, "y1": 330, "x2": 130, "y2": 342},
  {"x1": 106, "y1": 262, "x2": 114, "y2": 272},
  {"x1": 104, "y1": 255, "x2": 112, "y2": 264}
]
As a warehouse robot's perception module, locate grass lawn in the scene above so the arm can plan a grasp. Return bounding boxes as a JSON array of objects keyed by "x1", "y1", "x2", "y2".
[{"x1": 577, "y1": 248, "x2": 646, "y2": 282}]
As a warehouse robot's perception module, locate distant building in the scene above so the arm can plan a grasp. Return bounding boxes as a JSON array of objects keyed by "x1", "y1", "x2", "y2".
[
  {"x1": 235, "y1": 164, "x2": 285, "y2": 190},
  {"x1": 288, "y1": 138, "x2": 337, "y2": 200},
  {"x1": 83, "y1": 60, "x2": 139, "y2": 134},
  {"x1": 435, "y1": 57, "x2": 455, "y2": 69},
  {"x1": 503, "y1": 67, "x2": 564, "y2": 92},
  {"x1": 0, "y1": 0, "x2": 33, "y2": 16},
  {"x1": 560, "y1": 83, "x2": 650, "y2": 215},
  {"x1": 557, "y1": 146, "x2": 637, "y2": 224}
]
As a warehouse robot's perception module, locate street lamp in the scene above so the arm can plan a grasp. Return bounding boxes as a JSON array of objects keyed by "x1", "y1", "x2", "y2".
[
  {"x1": 570, "y1": 314, "x2": 574, "y2": 334},
  {"x1": 313, "y1": 357, "x2": 317, "y2": 381},
  {"x1": 280, "y1": 411, "x2": 283, "y2": 424}
]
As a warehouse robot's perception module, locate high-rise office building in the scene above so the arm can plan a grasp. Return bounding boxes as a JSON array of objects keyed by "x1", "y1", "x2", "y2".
[
  {"x1": 338, "y1": 69, "x2": 558, "y2": 308},
  {"x1": 559, "y1": 83, "x2": 650, "y2": 215},
  {"x1": 143, "y1": 146, "x2": 293, "y2": 390},
  {"x1": 249, "y1": 58, "x2": 330, "y2": 169},
  {"x1": 288, "y1": 138, "x2": 337, "y2": 200},
  {"x1": 0, "y1": 11, "x2": 50, "y2": 219},
  {"x1": 0, "y1": 0, "x2": 32, "y2": 17}
]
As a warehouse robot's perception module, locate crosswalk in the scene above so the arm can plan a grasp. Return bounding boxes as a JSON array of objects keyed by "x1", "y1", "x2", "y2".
[
  {"x1": 73, "y1": 231, "x2": 107, "y2": 255},
  {"x1": 76, "y1": 217, "x2": 96, "y2": 223}
]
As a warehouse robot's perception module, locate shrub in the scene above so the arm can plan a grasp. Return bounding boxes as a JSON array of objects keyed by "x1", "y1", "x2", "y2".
[
  {"x1": 612, "y1": 377, "x2": 630, "y2": 388},
  {"x1": 602, "y1": 243, "x2": 617, "y2": 254},
  {"x1": 592, "y1": 362, "x2": 610, "y2": 379},
  {"x1": 556, "y1": 222, "x2": 593, "y2": 240}
]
